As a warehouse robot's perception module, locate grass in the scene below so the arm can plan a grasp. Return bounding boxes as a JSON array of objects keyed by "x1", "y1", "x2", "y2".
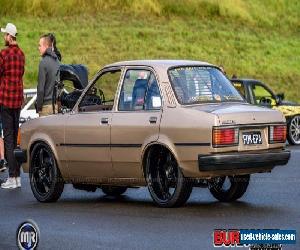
[{"x1": 0, "y1": 0, "x2": 299, "y2": 101}]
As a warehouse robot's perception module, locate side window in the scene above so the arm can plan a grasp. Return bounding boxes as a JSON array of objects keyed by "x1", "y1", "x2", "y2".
[
  {"x1": 232, "y1": 82, "x2": 246, "y2": 98},
  {"x1": 251, "y1": 84, "x2": 276, "y2": 106},
  {"x1": 118, "y1": 70, "x2": 161, "y2": 111},
  {"x1": 79, "y1": 70, "x2": 121, "y2": 112}
]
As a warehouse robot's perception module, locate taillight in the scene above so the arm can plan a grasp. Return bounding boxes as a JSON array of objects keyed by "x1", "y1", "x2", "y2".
[
  {"x1": 269, "y1": 125, "x2": 286, "y2": 143},
  {"x1": 212, "y1": 127, "x2": 239, "y2": 147}
]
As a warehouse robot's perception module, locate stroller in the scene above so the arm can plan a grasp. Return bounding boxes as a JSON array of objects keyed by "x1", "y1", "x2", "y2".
[{"x1": 53, "y1": 64, "x2": 89, "y2": 113}]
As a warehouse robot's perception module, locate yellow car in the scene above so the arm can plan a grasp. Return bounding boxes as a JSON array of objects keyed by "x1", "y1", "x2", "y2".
[{"x1": 232, "y1": 79, "x2": 300, "y2": 145}]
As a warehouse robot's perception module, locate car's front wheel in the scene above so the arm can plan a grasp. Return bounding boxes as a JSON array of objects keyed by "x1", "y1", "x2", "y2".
[
  {"x1": 208, "y1": 175, "x2": 250, "y2": 202},
  {"x1": 287, "y1": 115, "x2": 300, "y2": 145},
  {"x1": 29, "y1": 142, "x2": 64, "y2": 202},
  {"x1": 145, "y1": 147, "x2": 193, "y2": 208}
]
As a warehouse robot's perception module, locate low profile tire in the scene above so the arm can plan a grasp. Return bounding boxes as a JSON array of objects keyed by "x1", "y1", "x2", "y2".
[
  {"x1": 145, "y1": 147, "x2": 193, "y2": 208},
  {"x1": 29, "y1": 142, "x2": 64, "y2": 202},
  {"x1": 208, "y1": 175, "x2": 250, "y2": 202},
  {"x1": 287, "y1": 115, "x2": 300, "y2": 145},
  {"x1": 101, "y1": 186, "x2": 127, "y2": 196}
]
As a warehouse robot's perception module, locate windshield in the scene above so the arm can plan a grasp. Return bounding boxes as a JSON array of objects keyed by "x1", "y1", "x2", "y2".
[{"x1": 168, "y1": 66, "x2": 244, "y2": 104}]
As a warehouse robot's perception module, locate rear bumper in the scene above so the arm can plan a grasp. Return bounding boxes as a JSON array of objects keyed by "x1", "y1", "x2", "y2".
[
  {"x1": 14, "y1": 148, "x2": 27, "y2": 165},
  {"x1": 198, "y1": 149, "x2": 290, "y2": 171}
]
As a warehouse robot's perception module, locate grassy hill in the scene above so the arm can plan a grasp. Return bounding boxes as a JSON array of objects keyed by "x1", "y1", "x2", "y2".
[{"x1": 0, "y1": 0, "x2": 299, "y2": 101}]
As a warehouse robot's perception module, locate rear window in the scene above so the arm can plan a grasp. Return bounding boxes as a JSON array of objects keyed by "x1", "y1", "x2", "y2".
[{"x1": 168, "y1": 66, "x2": 244, "y2": 104}]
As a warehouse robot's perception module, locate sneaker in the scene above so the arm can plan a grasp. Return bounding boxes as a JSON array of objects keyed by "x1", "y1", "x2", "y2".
[
  {"x1": 0, "y1": 159, "x2": 7, "y2": 172},
  {"x1": 1, "y1": 177, "x2": 17, "y2": 189},
  {"x1": 16, "y1": 177, "x2": 21, "y2": 188}
]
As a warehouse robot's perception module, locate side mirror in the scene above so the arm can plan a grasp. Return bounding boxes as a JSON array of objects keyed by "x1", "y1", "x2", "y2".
[{"x1": 260, "y1": 97, "x2": 272, "y2": 107}]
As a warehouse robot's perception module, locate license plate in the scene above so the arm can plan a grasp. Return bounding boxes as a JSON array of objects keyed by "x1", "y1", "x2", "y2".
[{"x1": 242, "y1": 131, "x2": 262, "y2": 145}]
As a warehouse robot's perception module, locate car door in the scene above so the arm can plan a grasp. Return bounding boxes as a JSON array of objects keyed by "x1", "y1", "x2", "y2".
[
  {"x1": 64, "y1": 68, "x2": 122, "y2": 181},
  {"x1": 111, "y1": 68, "x2": 163, "y2": 179}
]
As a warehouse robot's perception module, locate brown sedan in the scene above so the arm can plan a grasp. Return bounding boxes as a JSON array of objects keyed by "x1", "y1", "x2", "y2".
[{"x1": 15, "y1": 60, "x2": 290, "y2": 207}]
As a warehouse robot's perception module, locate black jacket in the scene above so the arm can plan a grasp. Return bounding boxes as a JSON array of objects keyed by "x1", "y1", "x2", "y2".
[{"x1": 36, "y1": 48, "x2": 59, "y2": 111}]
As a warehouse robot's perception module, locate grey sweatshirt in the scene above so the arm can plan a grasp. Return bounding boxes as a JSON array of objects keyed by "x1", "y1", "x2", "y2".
[{"x1": 36, "y1": 48, "x2": 59, "y2": 111}]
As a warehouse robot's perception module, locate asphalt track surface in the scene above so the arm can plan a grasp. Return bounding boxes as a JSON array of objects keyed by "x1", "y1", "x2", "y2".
[{"x1": 0, "y1": 145, "x2": 299, "y2": 250}]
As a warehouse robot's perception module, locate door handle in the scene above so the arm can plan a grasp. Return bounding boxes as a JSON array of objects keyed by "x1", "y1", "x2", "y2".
[
  {"x1": 101, "y1": 117, "x2": 109, "y2": 124},
  {"x1": 149, "y1": 116, "x2": 157, "y2": 124}
]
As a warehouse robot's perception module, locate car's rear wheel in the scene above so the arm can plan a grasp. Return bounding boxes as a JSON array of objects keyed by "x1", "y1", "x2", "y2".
[
  {"x1": 287, "y1": 115, "x2": 300, "y2": 145},
  {"x1": 29, "y1": 142, "x2": 64, "y2": 202},
  {"x1": 208, "y1": 175, "x2": 250, "y2": 202},
  {"x1": 101, "y1": 186, "x2": 127, "y2": 196},
  {"x1": 145, "y1": 146, "x2": 193, "y2": 208}
]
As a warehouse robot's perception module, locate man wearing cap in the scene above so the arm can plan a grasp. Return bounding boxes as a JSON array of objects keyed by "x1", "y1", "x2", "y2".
[{"x1": 0, "y1": 23, "x2": 25, "y2": 189}]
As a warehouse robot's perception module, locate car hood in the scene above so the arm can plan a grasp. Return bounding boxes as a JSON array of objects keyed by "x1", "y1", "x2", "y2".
[
  {"x1": 187, "y1": 103, "x2": 285, "y2": 125},
  {"x1": 273, "y1": 104, "x2": 300, "y2": 117},
  {"x1": 280, "y1": 100, "x2": 299, "y2": 106}
]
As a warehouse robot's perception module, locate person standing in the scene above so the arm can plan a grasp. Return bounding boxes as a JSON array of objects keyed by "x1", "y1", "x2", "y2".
[
  {"x1": 0, "y1": 23, "x2": 25, "y2": 189},
  {"x1": 36, "y1": 34, "x2": 60, "y2": 116}
]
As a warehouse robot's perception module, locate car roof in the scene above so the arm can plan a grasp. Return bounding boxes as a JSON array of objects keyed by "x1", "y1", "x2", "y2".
[{"x1": 104, "y1": 60, "x2": 214, "y2": 69}]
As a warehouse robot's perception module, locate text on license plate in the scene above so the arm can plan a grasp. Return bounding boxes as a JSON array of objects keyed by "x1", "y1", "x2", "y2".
[{"x1": 242, "y1": 131, "x2": 262, "y2": 145}]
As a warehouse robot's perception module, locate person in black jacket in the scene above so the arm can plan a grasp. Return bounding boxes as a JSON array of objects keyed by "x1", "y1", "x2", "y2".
[{"x1": 37, "y1": 34, "x2": 60, "y2": 116}]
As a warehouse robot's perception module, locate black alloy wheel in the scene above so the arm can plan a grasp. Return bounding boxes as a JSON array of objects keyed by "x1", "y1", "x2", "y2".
[
  {"x1": 29, "y1": 142, "x2": 64, "y2": 202},
  {"x1": 145, "y1": 147, "x2": 193, "y2": 208}
]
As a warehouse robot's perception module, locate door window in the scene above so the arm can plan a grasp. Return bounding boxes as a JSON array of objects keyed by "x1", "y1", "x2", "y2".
[
  {"x1": 118, "y1": 70, "x2": 161, "y2": 111},
  {"x1": 79, "y1": 69, "x2": 121, "y2": 112},
  {"x1": 251, "y1": 84, "x2": 276, "y2": 106}
]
